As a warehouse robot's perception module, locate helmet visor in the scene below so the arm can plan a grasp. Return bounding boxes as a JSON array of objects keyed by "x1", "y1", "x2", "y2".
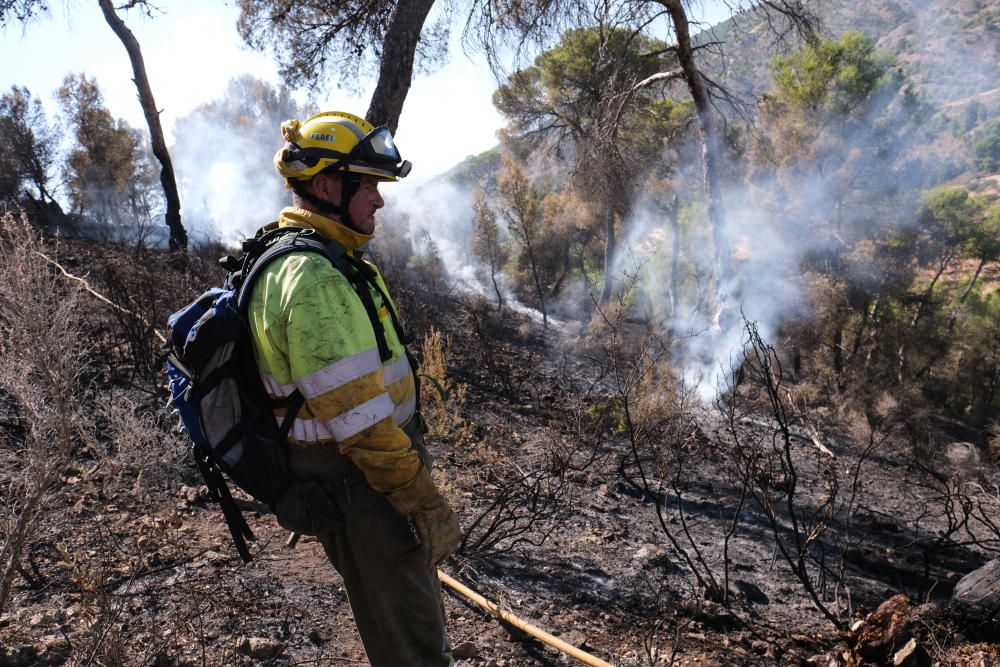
[{"x1": 352, "y1": 126, "x2": 405, "y2": 173}]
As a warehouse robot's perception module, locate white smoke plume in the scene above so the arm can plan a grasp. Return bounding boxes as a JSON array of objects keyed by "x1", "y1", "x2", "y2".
[
  {"x1": 170, "y1": 76, "x2": 300, "y2": 247},
  {"x1": 381, "y1": 177, "x2": 549, "y2": 322}
]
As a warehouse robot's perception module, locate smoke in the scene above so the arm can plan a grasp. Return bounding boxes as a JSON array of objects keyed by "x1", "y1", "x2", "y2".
[
  {"x1": 381, "y1": 177, "x2": 550, "y2": 321},
  {"x1": 172, "y1": 115, "x2": 288, "y2": 246},
  {"x1": 170, "y1": 76, "x2": 300, "y2": 247},
  {"x1": 603, "y1": 16, "x2": 941, "y2": 401},
  {"x1": 610, "y1": 175, "x2": 812, "y2": 401}
]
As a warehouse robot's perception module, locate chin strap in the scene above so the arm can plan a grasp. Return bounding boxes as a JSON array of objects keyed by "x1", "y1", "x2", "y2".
[
  {"x1": 339, "y1": 172, "x2": 362, "y2": 228},
  {"x1": 290, "y1": 170, "x2": 364, "y2": 232}
]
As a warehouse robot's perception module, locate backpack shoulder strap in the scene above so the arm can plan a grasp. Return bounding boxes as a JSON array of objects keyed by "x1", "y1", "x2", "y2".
[
  {"x1": 235, "y1": 232, "x2": 347, "y2": 310},
  {"x1": 239, "y1": 230, "x2": 398, "y2": 363}
]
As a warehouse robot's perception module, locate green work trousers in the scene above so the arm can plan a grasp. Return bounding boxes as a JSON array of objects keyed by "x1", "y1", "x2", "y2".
[{"x1": 277, "y1": 430, "x2": 453, "y2": 667}]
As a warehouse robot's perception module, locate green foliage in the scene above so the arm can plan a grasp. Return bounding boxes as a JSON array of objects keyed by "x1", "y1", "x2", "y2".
[
  {"x1": 756, "y1": 31, "x2": 922, "y2": 264},
  {"x1": 536, "y1": 27, "x2": 666, "y2": 106},
  {"x1": 495, "y1": 26, "x2": 668, "y2": 117},
  {"x1": 470, "y1": 185, "x2": 509, "y2": 309},
  {"x1": 493, "y1": 24, "x2": 673, "y2": 176},
  {"x1": 447, "y1": 147, "x2": 501, "y2": 188},
  {"x1": 0, "y1": 86, "x2": 59, "y2": 208},
  {"x1": 586, "y1": 396, "x2": 628, "y2": 435},
  {"x1": 916, "y1": 186, "x2": 997, "y2": 258},
  {"x1": 496, "y1": 159, "x2": 556, "y2": 321},
  {"x1": 771, "y1": 32, "x2": 890, "y2": 117},
  {"x1": 493, "y1": 24, "x2": 692, "y2": 307},
  {"x1": 58, "y1": 73, "x2": 160, "y2": 243},
  {"x1": 973, "y1": 119, "x2": 1000, "y2": 173},
  {"x1": 961, "y1": 100, "x2": 982, "y2": 133},
  {"x1": 962, "y1": 7, "x2": 1000, "y2": 30}
]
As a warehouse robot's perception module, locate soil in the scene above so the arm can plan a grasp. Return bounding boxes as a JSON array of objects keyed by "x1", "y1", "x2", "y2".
[{"x1": 0, "y1": 238, "x2": 998, "y2": 666}]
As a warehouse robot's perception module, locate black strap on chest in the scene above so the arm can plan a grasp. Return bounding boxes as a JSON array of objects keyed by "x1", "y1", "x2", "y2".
[
  {"x1": 314, "y1": 239, "x2": 397, "y2": 362},
  {"x1": 247, "y1": 224, "x2": 421, "y2": 416},
  {"x1": 334, "y1": 250, "x2": 422, "y2": 408}
]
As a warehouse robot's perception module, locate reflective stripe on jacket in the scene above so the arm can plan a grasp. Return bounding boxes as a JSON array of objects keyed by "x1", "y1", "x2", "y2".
[{"x1": 247, "y1": 206, "x2": 419, "y2": 493}]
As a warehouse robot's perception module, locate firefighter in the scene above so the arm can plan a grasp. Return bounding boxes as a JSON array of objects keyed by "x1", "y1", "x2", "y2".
[{"x1": 250, "y1": 110, "x2": 460, "y2": 666}]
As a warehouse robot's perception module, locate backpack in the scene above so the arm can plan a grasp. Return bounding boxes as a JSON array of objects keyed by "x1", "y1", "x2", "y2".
[{"x1": 165, "y1": 225, "x2": 352, "y2": 562}]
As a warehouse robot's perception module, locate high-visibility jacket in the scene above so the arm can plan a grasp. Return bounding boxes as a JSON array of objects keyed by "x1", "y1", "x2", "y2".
[{"x1": 247, "y1": 206, "x2": 420, "y2": 493}]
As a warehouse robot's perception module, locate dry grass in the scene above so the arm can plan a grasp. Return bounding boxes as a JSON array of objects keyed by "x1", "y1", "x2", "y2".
[
  {"x1": 0, "y1": 211, "x2": 94, "y2": 614},
  {"x1": 419, "y1": 327, "x2": 472, "y2": 442}
]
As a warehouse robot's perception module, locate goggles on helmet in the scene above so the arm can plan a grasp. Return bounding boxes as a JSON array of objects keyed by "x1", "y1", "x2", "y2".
[
  {"x1": 349, "y1": 126, "x2": 412, "y2": 178},
  {"x1": 284, "y1": 125, "x2": 411, "y2": 179}
]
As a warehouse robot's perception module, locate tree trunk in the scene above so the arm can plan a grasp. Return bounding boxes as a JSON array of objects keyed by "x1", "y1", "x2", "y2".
[
  {"x1": 915, "y1": 257, "x2": 989, "y2": 379},
  {"x1": 659, "y1": 0, "x2": 729, "y2": 307},
  {"x1": 522, "y1": 233, "x2": 548, "y2": 328},
  {"x1": 366, "y1": 0, "x2": 436, "y2": 133},
  {"x1": 833, "y1": 326, "x2": 843, "y2": 376},
  {"x1": 98, "y1": 0, "x2": 187, "y2": 252},
  {"x1": 944, "y1": 257, "x2": 986, "y2": 335},
  {"x1": 847, "y1": 295, "x2": 876, "y2": 366},
  {"x1": 600, "y1": 207, "x2": 616, "y2": 304},
  {"x1": 951, "y1": 558, "x2": 1000, "y2": 624},
  {"x1": 897, "y1": 252, "x2": 953, "y2": 382},
  {"x1": 490, "y1": 270, "x2": 503, "y2": 311}
]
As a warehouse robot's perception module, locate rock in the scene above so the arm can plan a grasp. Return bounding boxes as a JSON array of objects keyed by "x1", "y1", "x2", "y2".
[
  {"x1": 948, "y1": 648, "x2": 996, "y2": 667},
  {"x1": 944, "y1": 441, "x2": 981, "y2": 472},
  {"x1": 308, "y1": 628, "x2": 323, "y2": 644},
  {"x1": 452, "y1": 641, "x2": 478, "y2": 659},
  {"x1": 237, "y1": 636, "x2": 284, "y2": 660},
  {"x1": 179, "y1": 484, "x2": 202, "y2": 504},
  {"x1": 735, "y1": 579, "x2": 769, "y2": 605},
  {"x1": 693, "y1": 600, "x2": 742, "y2": 630},
  {"x1": 28, "y1": 611, "x2": 54, "y2": 627},
  {"x1": 806, "y1": 653, "x2": 841, "y2": 667},
  {"x1": 0, "y1": 644, "x2": 38, "y2": 667},
  {"x1": 38, "y1": 634, "x2": 71, "y2": 661},
  {"x1": 633, "y1": 543, "x2": 668, "y2": 568},
  {"x1": 564, "y1": 629, "x2": 588, "y2": 648},
  {"x1": 893, "y1": 638, "x2": 930, "y2": 667},
  {"x1": 951, "y1": 559, "x2": 1000, "y2": 623}
]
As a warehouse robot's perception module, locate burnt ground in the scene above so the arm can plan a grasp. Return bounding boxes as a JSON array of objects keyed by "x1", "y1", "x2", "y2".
[{"x1": 1, "y1": 238, "x2": 999, "y2": 666}]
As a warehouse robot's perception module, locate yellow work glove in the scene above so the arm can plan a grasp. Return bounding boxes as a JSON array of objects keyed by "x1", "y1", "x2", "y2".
[{"x1": 386, "y1": 465, "x2": 460, "y2": 568}]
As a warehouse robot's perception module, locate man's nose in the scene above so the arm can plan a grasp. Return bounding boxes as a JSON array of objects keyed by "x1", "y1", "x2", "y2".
[{"x1": 373, "y1": 190, "x2": 384, "y2": 209}]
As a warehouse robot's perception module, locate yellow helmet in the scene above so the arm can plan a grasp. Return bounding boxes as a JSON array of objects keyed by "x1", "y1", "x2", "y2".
[{"x1": 273, "y1": 110, "x2": 411, "y2": 183}]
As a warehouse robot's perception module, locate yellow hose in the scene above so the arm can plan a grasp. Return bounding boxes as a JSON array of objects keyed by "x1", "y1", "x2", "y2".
[{"x1": 437, "y1": 569, "x2": 614, "y2": 667}]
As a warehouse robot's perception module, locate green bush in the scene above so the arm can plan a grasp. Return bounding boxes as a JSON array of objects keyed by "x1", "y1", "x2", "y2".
[{"x1": 974, "y1": 120, "x2": 1000, "y2": 173}]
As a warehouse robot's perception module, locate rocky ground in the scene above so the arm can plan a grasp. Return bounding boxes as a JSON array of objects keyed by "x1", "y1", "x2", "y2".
[{"x1": 0, "y1": 238, "x2": 998, "y2": 666}]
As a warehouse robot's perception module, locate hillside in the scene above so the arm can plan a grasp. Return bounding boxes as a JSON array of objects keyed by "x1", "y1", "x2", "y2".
[
  {"x1": 699, "y1": 0, "x2": 1000, "y2": 184},
  {"x1": 0, "y1": 222, "x2": 997, "y2": 665}
]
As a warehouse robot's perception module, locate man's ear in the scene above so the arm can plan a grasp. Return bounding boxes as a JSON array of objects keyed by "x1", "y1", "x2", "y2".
[{"x1": 313, "y1": 172, "x2": 342, "y2": 203}]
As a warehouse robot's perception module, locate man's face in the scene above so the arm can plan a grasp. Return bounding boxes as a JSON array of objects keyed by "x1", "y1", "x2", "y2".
[
  {"x1": 347, "y1": 175, "x2": 385, "y2": 235},
  {"x1": 311, "y1": 172, "x2": 385, "y2": 235}
]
